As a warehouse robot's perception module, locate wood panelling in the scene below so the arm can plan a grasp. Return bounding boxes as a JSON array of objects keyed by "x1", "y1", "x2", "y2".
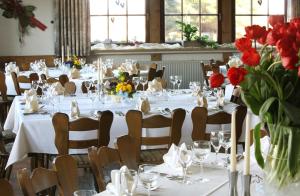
[
  {"x1": 291, "y1": 0, "x2": 300, "y2": 18},
  {"x1": 148, "y1": 0, "x2": 162, "y2": 43},
  {"x1": 0, "y1": 56, "x2": 55, "y2": 70},
  {"x1": 221, "y1": 0, "x2": 234, "y2": 43}
]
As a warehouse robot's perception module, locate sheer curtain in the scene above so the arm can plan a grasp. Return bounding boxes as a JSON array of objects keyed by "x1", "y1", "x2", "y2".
[{"x1": 54, "y1": 0, "x2": 91, "y2": 57}]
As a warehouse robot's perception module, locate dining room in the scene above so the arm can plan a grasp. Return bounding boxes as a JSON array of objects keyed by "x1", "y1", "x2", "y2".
[{"x1": 0, "y1": 0, "x2": 300, "y2": 195}]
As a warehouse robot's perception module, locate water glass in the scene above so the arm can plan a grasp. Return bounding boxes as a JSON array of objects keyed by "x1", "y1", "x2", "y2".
[
  {"x1": 73, "y1": 190, "x2": 97, "y2": 196},
  {"x1": 169, "y1": 75, "x2": 176, "y2": 90},
  {"x1": 132, "y1": 77, "x2": 140, "y2": 91},
  {"x1": 220, "y1": 131, "x2": 231, "y2": 167},
  {"x1": 178, "y1": 145, "x2": 193, "y2": 184},
  {"x1": 139, "y1": 76, "x2": 147, "y2": 91},
  {"x1": 31, "y1": 81, "x2": 39, "y2": 91},
  {"x1": 175, "y1": 75, "x2": 182, "y2": 90},
  {"x1": 121, "y1": 169, "x2": 138, "y2": 196},
  {"x1": 192, "y1": 140, "x2": 211, "y2": 182},
  {"x1": 210, "y1": 131, "x2": 222, "y2": 165},
  {"x1": 138, "y1": 164, "x2": 159, "y2": 196}
]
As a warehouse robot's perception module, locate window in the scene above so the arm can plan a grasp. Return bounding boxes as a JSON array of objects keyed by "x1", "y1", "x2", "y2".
[
  {"x1": 235, "y1": 0, "x2": 286, "y2": 38},
  {"x1": 164, "y1": 0, "x2": 219, "y2": 42},
  {"x1": 90, "y1": 0, "x2": 146, "y2": 43}
]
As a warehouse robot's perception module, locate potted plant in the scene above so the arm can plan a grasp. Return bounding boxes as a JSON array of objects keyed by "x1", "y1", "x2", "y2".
[{"x1": 175, "y1": 21, "x2": 199, "y2": 47}]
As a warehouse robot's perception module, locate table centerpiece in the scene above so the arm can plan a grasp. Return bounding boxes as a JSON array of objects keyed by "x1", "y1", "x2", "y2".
[
  {"x1": 65, "y1": 55, "x2": 83, "y2": 69},
  {"x1": 227, "y1": 16, "x2": 300, "y2": 191}
]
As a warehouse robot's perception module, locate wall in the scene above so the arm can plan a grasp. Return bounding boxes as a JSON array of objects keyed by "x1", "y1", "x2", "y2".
[{"x1": 0, "y1": 0, "x2": 55, "y2": 56}]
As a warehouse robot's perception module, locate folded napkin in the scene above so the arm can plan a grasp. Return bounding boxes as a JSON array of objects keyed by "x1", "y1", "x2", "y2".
[
  {"x1": 105, "y1": 67, "x2": 113, "y2": 77},
  {"x1": 70, "y1": 67, "x2": 80, "y2": 79},
  {"x1": 51, "y1": 82, "x2": 65, "y2": 96},
  {"x1": 104, "y1": 80, "x2": 111, "y2": 89},
  {"x1": 216, "y1": 89, "x2": 225, "y2": 107},
  {"x1": 24, "y1": 95, "x2": 39, "y2": 113},
  {"x1": 137, "y1": 97, "x2": 150, "y2": 114},
  {"x1": 147, "y1": 79, "x2": 163, "y2": 92},
  {"x1": 106, "y1": 166, "x2": 132, "y2": 196},
  {"x1": 5, "y1": 62, "x2": 19, "y2": 75},
  {"x1": 24, "y1": 89, "x2": 37, "y2": 102},
  {"x1": 197, "y1": 92, "x2": 208, "y2": 108},
  {"x1": 70, "y1": 100, "x2": 80, "y2": 119},
  {"x1": 163, "y1": 143, "x2": 188, "y2": 170},
  {"x1": 128, "y1": 63, "x2": 138, "y2": 75}
]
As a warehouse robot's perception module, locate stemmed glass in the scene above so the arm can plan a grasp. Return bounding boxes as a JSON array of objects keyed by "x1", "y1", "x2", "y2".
[
  {"x1": 139, "y1": 76, "x2": 148, "y2": 91},
  {"x1": 178, "y1": 145, "x2": 193, "y2": 184},
  {"x1": 192, "y1": 140, "x2": 211, "y2": 182},
  {"x1": 31, "y1": 81, "x2": 39, "y2": 91},
  {"x1": 210, "y1": 131, "x2": 222, "y2": 165},
  {"x1": 88, "y1": 87, "x2": 97, "y2": 115},
  {"x1": 138, "y1": 164, "x2": 159, "y2": 196},
  {"x1": 175, "y1": 75, "x2": 182, "y2": 90},
  {"x1": 121, "y1": 169, "x2": 138, "y2": 196},
  {"x1": 220, "y1": 131, "x2": 231, "y2": 167},
  {"x1": 132, "y1": 77, "x2": 140, "y2": 91},
  {"x1": 84, "y1": 81, "x2": 92, "y2": 95},
  {"x1": 169, "y1": 75, "x2": 176, "y2": 90}
]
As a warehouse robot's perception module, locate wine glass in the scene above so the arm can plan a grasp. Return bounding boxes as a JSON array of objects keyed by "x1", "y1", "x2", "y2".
[
  {"x1": 88, "y1": 87, "x2": 97, "y2": 114},
  {"x1": 138, "y1": 164, "x2": 159, "y2": 196},
  {"x1": 178, "y1": 145, "x2": 193, "y2": 184},
  {"x1": 139, "y1": 76, "x2": 147, "y2": 91},
  {"x1": 210, "y1": 131, "x2": 222, "y2": 165},
  {"x1": 192, "y1": 140, "x2": 211, "y2": 182},
  {"x1": 31, "y1": 81, "x2": 39, "y2": 91},
  {"x1": 169, "y1": 75, "x2": 176, "y2": 90},
  {"x1": 132, "y1": 77, "x2": 140, "y2": 91},
  {"x1": 84, "y1": 81, "x2": 92, "y2": 94},
  {"x1": 175, "y1": 75, "x2": 182, "y2": 90},
  {"x1": 121, "y1": 169, "x2": 138, "y2": 196},
  {"x1": 220, "y1": 131, "x2": 231, "y2": 167}
]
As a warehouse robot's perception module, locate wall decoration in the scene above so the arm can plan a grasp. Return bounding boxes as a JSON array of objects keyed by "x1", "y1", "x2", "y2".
[{"x1": 0, "y1": 0, "x2": 47, "y2": 43}]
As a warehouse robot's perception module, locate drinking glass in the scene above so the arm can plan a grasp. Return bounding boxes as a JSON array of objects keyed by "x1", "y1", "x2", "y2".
[
  {"x1": 192, "y1": 140, "x2": 211, "y2": 182},
  {"x1": 31, "y1": 81, "x2": 39, "y2": 91},
  {"x1": 139, "y1": 76, "x2": 147, "y2": 91},
  {"x1": 175, "y1": 75, "x2": 182, "y2": 90},
  {"x1": 121, "y1": 169, "x2": 138, "y2": 196},
  {"x1": 73, "y1": 190, "x2": 97, "y2": 196},
  {"x1": 132, "y1": 77, "x2": 140, "y2": 91},
  {"x1": 220, "y1": 131, "x2": 231, "y2": 167},
  {"x1": 178, "y1": 145, "x2": 193, "y2": 184},
  {"x1": 210, "y1": 131, "x2": 222, "y2": 165},
  {"x1": 169, "y1": 75, "x2": 176, "y2": 90},
  {"x1": 138, "y1": 164, "x2": 159, "y2": 196},
  {"x1": 84, "y1": 81, "x2": 92, "y2": 95}
]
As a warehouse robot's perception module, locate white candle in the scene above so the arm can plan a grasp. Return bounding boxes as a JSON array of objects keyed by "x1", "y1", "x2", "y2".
[
  {"x1": 67, "y1": 45, "x2": 70, "y2": 61},
  {"x1": 230, "y1": 109, "x2": 237, "y2": 172},
  {"x1": 97, "y1": 58, "x2": 101, "y2": 85},
  {"x1": 61, "y1": 45, "x2": 64, "y2": 63},
  {"x1": 244, "y1": 111, "x2": 251, "y2": 175},
  {"x1": 100, "y1": 58, "x2": 103, "y2": 83}
]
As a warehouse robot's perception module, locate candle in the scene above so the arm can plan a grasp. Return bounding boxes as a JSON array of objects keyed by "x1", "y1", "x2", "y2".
[
  {"x1": 97, "y1": 58, "x2": 101, "y2": 85},
  {"x1": 61, "y1": 45, "x2": 64, "y2": 63},
  {"x1": 230, "y1": 109, "x2": 237, "y2": 172},
  {"x1": 100, "y1": 58, "x2": 103, "y2": 83},
  {"x1": 67, "y1": 45, "x2": 70, "y2": 61},
  {"x1": 244, "y1": 111, "x2": 251, "y2": 175}
]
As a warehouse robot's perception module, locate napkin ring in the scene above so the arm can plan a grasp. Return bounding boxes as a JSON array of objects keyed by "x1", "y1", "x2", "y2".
[
  {"x1": 242, "y1": 174, "x2": 251, "y2": 196},
  {"x1": 228, "y1": 170, "x2": 238, "y2": 196}
]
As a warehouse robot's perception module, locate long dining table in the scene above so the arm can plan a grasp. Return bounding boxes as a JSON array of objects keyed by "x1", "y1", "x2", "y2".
[{"x1": 4, "y1": 89, "x2": 250, "y2": 168}]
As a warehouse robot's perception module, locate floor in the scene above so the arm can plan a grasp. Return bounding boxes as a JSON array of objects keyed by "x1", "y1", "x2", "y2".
[{"x1": 8, "y1": 157, "x2": 96, "y2": 196}]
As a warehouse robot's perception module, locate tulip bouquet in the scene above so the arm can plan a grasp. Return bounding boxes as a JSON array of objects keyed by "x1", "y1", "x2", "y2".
[{"x1": 227, "y1": 16, "x2": 300, "y2": 188}]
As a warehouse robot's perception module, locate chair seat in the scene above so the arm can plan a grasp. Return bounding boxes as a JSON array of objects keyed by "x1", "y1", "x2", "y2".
[{"x1": 140, "y1": 148, "x2": 168, "y2": 164}]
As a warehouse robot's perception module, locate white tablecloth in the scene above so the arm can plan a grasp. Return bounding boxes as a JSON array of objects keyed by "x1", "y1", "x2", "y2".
[{"x1": 5, "y1": 91, "x2": 254, "y2": 168}]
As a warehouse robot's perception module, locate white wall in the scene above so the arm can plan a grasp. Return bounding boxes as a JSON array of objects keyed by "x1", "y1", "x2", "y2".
[{"x1": 0, "y1": 0, "x2": 55, "y2": 56}]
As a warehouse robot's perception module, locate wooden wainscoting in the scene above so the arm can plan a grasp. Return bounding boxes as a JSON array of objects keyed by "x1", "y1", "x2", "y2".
[{"x1": 0, "y1": 55, "x2": 56, "y2": 70}]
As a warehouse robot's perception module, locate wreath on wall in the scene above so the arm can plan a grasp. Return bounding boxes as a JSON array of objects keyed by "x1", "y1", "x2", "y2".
[{"x1": 0, "y1": 0, "x2": 47, "y2": 43}]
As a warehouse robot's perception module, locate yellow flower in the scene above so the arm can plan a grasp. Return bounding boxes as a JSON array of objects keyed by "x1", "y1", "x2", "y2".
[{"x1": 126, "y1": 84, "x2": 132, "y2": 92}]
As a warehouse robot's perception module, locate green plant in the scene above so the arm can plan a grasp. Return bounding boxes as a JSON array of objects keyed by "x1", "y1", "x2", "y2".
[
  {"x1": 195, "y1": 35, "x2": 218, "y2": 49},
  {"x1": 175, "y1": 21, "x2": 198, "y2": 41}
]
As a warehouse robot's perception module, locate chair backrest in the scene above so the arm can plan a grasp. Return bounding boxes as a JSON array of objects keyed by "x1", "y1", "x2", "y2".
[
  {"x1": 64, "y1": 81, "x2": 76, "y2": 95},
  {"x1": 47, "y1": 77, "x2": 59, "y2": 84},
  {"x1": 0, "y1": 71, "x2": 8, "y2": 101},
  {"x1": 17, "y1": 167, "x2": 63, "y2": 196},
  {"x1": 0, "y1": 179, "x2": 14, "y2": 196},
  {"x1": 155, "y1": 66, "x2": 165, "y2": 79},
  {"x1": 116, "y1": 135, "x2": 138, "y2": 170},
  {"x1": 191, "y1": 106, "x2": 247, "y2": 142},
  {"x1": 88, "y1": 146, "x2": 122, "y2": 191},
  {"x1": 52, "y1": 111, "x2": 113, "y2": 155},
  {"x1": 29, "y1": 73, "x2": 39, "y2": 82},
  {"x1": 53, "y1": 155, "x2": 78, "y2": 196},
  {"x1": 126, "y1": 109, "x2": 186, "y2": 163},
  {"x1": 81, "y1": 81, "x2": 96, "y2": 94},
  {"x1": 40, "y1": 74, "x2": 47, "y2": 81},
  {"x1": 147, "y1": 63, "x2": 157, "y2": 81},
  {"x1": 11, "y1": 72, "x2": 21, "y2": 95},
  {"x1": 17, "y1": 75, "x2": 31, "y2": 94},
  {"x1": 58, "y1": 74, "x2": 69, "y2": 86},
  {"x1": 230, "y1": 86, "x2": 244, "y2": 105}
]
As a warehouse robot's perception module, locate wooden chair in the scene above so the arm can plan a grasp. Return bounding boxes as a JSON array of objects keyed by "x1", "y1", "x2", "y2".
[
  {"x1": 126, "y1": 108, "x2": 186, "y2": 164},
  {"x1": 17, "y1": 75, "x2": 31, "y2": 94},
  {"x1": 17, "y1": 167, "x2": 63, "y2": 196},
  {"x1": 155, "y1": 66, "x2": 165, "y2": 79},
  {"x1": 81, "y1": 81, "x2": 96, "y2": 94},
  {"x1": 230, "y1": 86, "x2": 244, "y2": 105},
  {"x1": 0, "y1": 131, "x2": 13, "y2": 180},
  {"x1": 191, "y1": 106, "x2": 247, "y2": 144},
  {"x1": 64, "y1": 81, "x2": 76, "y2": 95},
  {"x1": 11, "y1": 72, "x2": 21, "y2": 95},
  {"x1": 40, "y1": 74, "x2": 47, "y2": 81},
  {"x1": 53, "y1": 155, "x2": 78, "y2": 196},
  {"x1": 52, "y1": 111, "x2": 113, "y2": 168},
  {"x1": 47, "y1": 77, "x2": 59, "y2": 84},
  {"x1": 58, "y1": 74, "x2": 69, "y2": 87},
  {"x1": 21, "y1": 64, "x2": 30, "y2": 71},
  {"x1": 88, "y1": 146, "x2": 122, "y2": 192},
  {"x1": 116, "y1": 135, "x2": 138, "y2": 170},
  {"x1": 29, "y1": 73, "x2": 39, "y2": 82},
  {"x1": 0, "y1": 179, "x2": 14, "y2": 196},
  {"x1": 147, "y1": 63, "x2": 158, "y2": 81}
]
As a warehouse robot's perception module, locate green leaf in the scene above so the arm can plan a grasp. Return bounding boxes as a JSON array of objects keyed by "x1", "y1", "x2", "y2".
[
  {"x1": 2, "y1": 10, "x2": 13, "y2": 18},
  {"x1": 25, "y1": 5, "x2": 36, "y2": 12},
  {"x1": 259, "y1": 97, "x2": 277, "y2": 122},
  {"x1": 241, "y1": 93, "x2": 261, "y2": 115},
  {"x1": 254, "y1": 123, "x2": 265, "y2": 168},
  {"x1": 283, "y1": 102, "x2": 300, "y2": 125},
  {"x1": 283, "y1": 82, "x2": 295, "y2": 100},
  {"x1": 288, "y1": 127, "x2": 300, "y2": 177}
]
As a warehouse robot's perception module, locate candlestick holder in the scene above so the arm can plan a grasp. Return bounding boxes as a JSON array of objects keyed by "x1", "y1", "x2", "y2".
[
  {"x1": 242, "y1": 174, "x2": 251, "y2": 196},
  {"x1": 228, "y1": 170, "x2": 238, "y2": 196}
]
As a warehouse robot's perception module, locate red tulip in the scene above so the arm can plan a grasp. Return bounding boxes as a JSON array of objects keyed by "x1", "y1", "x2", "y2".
[
  {"x1": 268, "y1": 15, "x2": 284, "y2": 27},
  {"x1": 235, "y1": 37, "x2": 252, "y2": 52},
  {"x1": 245, "y1": 25, "x2": 266, "y2": 40},
  {"x1": 298, "y1": 67, "x2": 300, "y2": 77},
  {"x1": 209, "y1": 73, "x2": 225, "y2": 88},
  {"x1": 281, "y1": 55, "x2": 299, "y2": 70},
  {"x1": 241, "y1": 48, "x2": 261, "y2": 67},
  {"x1": 227, "y1": 67, "x2": 248, "y2": 86},
  {"x1": 266, "y1": 30, "x2": 281, "y2": 46},
  {"x1": 276, "y1": 37, "x2": 297, "y2": 57}
]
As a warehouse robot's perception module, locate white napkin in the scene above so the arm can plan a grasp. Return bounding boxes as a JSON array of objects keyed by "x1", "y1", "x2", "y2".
[
  {"x1": 216, "y1": 89, "x2": 225, "y2": 107},
  {"x1": 163, "y1": 144, "x2": 182, "y2": 169},
  {"x1": 5, "y1": 62, "x2": 19, "y2": 75},
  {"x1": 70, "y1": 67, "x2": 80, "y2": 79},
  {"x1": 147, "y1": 79, "x2": 163, "y2": 92},
  {"x1": 24, "y1": 89, "x2": 37, "y2": 102},
  {"x1": 104, "y1": 80, "x2": 111, "y2": 89},
  {"x1": 128, "y1": 63, "x2": 138, "y2": 75},
  {"x1": 197, "y1": 92, "x2": 208, "y2": 108},
  {"x1": 24, "y1": 95, "x2": 39, "y2": 113},
  {"x1": 42, "y1": 67, "x2": 49, "y2": 77},
  {"x1": 70, "y1": 100, "x2": 80, "y2": 119},
  {"x1": 228, "y1": 56, "x2": 242, "y2": 68},
  {"x1": 51, "y1": 82, "x2": 65, "y2": 96},
  {"x1": 137, "y1": 97, "x2": 150, "y2": 114}
]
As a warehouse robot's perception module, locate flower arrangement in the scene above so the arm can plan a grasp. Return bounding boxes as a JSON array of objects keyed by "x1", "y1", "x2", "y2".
[
  {"x1": 227, "y1": 16, "x2": 300, "y2": 188},
  {"x1": 105, "y1": 71, "x2": 135, "y2": 98},
  {"x1": 65, "y1": 55, "x2": 82, "y2": 69}
]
